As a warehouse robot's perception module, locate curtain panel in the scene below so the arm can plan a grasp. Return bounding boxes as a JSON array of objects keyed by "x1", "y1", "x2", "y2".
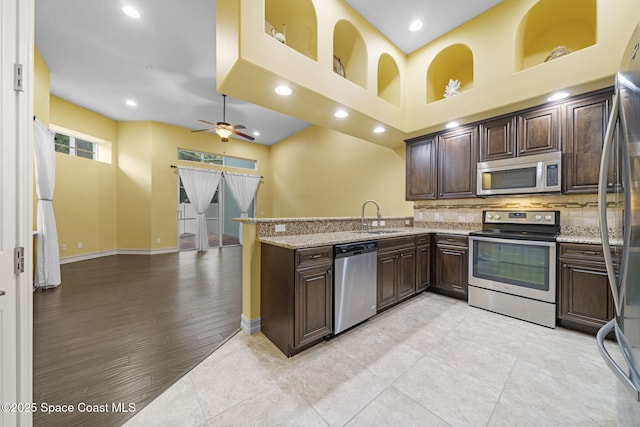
[
  {"x1": 178, "y1": 166, "x2": 222, "y2": 251},
  {"x1": 224, "y1": 172, "x2": 261, "y2": 218},
  {"x1": 34, "y1": 119, "x2": 61, "y2": 288}
]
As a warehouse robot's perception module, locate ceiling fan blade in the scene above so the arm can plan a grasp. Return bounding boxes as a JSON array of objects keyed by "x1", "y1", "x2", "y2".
[
  {"x1": 232, "y1": 130, "x2": 255, "y2": 141},
  {"x1": 198, "y1": 119, "x2": 218, "y2": 126},
  {"x1": 192, "y1": 127, "x2": 216, "y2": 133},
  {"x1": 231, "y1": 124, "x2": 246, "y2": 130}
]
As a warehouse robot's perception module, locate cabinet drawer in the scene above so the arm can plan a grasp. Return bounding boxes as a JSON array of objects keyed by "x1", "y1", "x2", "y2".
[
  {"x1": 415, "y1": 234, "x2": 431, "y2": 246},
  {"x1": 435, "y1": 234, "x2": 468, "y2": 247},
  {"x1": 378, "y1": 236, "x2": 415, "y2": 252},
  {"x1": 296, "y1": 246, "x2": 332, "y2": 269},
  {"x1": 558, "y1": 243, "x2": 619, "y2": 263}
]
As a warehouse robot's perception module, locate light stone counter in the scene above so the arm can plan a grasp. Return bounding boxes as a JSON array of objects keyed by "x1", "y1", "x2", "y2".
[
  {"x1": 557, "y1": 226, "x2": 623, "y2": 246},
  {"x1": 258, "y1": 226, "x2": 474, "y2": 250}
]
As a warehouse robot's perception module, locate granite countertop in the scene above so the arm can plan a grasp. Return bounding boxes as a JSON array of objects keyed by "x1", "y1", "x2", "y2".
[{"x1": 258, "y1": 226, "x2": 474, "y2": 250}]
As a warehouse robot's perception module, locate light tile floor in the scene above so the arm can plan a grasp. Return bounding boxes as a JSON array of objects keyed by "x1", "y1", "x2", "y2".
[{"x1": 124, "y1": 293, "x2": 640, "y2": 426}]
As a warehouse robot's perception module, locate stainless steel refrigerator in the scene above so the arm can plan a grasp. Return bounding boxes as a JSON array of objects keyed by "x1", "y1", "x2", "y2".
[{"x1": 597, "y1": 20, "x2": 640, "y2": 402}]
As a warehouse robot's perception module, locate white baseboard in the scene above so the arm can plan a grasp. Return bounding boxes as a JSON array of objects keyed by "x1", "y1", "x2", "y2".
[
  {"x1": 60, "y1": 247, "x2": 178, "y2": 264},
  {"x1": 241, "y1": 314, "x2": 261, "y2": 335}
]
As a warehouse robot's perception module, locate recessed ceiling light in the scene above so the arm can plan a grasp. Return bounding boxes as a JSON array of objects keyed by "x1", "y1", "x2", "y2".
[
  {"x1": 125, "y1": 99, "x2": 137, "y2": 107},
  {"x1": 122, "y1": 6, "x2": 141, "y2": 19},
  {"x1": 252, "y1": 131, "x2": 260, "y2": 137},
  {"x1": 547, "y1": 91, "x2": 569, "y2": 102},
  {"x1": 373, "y1": 126, "x2": 386, "y2": 134},
  {"x1": 409, "y1": 20, "x2": 423, "y2": 32},
  {"x1": 334, "y1": 109, "x2": 349, "y2": 118},
  {"x1": 274, "y1": 85, "x2": 292, "y2": 96},
  {"x1": 445, "y1": 121, "x2": 460, "y2": 129}
]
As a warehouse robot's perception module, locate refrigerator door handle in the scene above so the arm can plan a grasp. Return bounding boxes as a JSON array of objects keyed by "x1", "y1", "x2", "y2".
[
  {"x1": 597, "y1": 319, "x2": 640, "y2": 401},
  {"x1": 598, "y1": 91, "x2": 622, "y2": 316}
]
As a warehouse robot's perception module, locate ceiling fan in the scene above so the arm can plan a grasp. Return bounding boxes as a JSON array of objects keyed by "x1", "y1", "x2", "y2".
[{"x1": 192, "y1": 94, "x2": 255, "y2": 142}]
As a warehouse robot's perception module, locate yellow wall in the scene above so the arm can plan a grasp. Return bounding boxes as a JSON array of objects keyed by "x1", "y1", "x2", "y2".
[
  {"x1": 270, "y1": 125, "x2": 412, "y2": 217},
  {"x1": 50, "y1": 97, "x2": 118, "y2": 258},
  {"x1": 33, "y1": 49, "x2": 50, "y2": 125}
]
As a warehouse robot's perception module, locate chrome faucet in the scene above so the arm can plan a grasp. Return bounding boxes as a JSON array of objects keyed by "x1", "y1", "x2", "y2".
[{"x1": 361, "y1": 200, "x2": 381, "y2": 230}]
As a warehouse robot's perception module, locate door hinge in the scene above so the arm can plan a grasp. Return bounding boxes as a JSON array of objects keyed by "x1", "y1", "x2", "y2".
[
  {"x1": 14, "y1": 247, "x2": 24, "y2": 274},
  {"x1": 14, "y1": 63, "x2": 24, "y2": 92}
]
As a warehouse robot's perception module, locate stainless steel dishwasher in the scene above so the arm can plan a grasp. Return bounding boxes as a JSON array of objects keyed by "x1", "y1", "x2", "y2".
[{"x1": 333, "y1": 240, "x2": 378, "y2": 334}]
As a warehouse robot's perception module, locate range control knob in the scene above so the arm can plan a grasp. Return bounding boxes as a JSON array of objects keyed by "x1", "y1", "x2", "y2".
[
  {"x1": 545, "y1": 215, "x2": 553, "y2": 221},
  {"x1": 494, "y1": 214, "x2": 502, "y2": 220},
  {"x1": 535, "y1": 215, "x2": 542, "y2": 221},
  {"x1": 486, "y1": 214, "x2": 493, "y2": 220}
]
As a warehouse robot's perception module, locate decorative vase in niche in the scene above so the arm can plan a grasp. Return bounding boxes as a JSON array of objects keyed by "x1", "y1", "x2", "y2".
[
  {"x1": 443, "y1": 79, "x2": 461, "y2": 98},
  {"x1": 544, "y1": 45, "x2": 571, "y2": 62},
  {"x1": 271, "y1": 24, "x2": 286, "y2": 44},
  {"x1": 333, "y1": 56, "x2": 346, "y2": 78}
]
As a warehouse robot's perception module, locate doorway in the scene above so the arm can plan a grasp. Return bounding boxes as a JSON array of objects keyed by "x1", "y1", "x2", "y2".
[{"x1": 178, "y1": 176, "x2": 254, "y2": 250}]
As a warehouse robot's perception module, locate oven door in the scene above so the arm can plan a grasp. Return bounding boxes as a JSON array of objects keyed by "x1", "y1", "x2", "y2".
[{"x1": 469, "y1": 236, "x2": 556, "y2": 303}]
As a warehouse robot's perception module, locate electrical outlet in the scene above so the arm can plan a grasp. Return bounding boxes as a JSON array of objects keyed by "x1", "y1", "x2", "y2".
[
  {"x1": 77, "y1": 242, "x2": 83, "y2": 249},
  {"x1": 372, "y1": 220, "x2": 378, "y2": 227},
  {"x1": 61, "y1": 244, "x2": 67, "y2": 251},
  {"x1": 156, "y1": 238, "x2": 161, "y2": 243},
  {"x1": 380, "y1": 220, "x2": 386, "y2": 226},
  {"x1": 418, "y1": 212, "x2": 424, "y2": 220},
  {"x1": 405, "y1": 220, "x2": 411, "y2": 225},
  {"x1": 275, "y1": 224, "x2": 286, "y2": 233}
]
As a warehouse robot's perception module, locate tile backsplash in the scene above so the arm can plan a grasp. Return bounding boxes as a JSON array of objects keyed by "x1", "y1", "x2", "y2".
[{"x1": 413, "y1": 193, "x2": 622, "y2": 231}]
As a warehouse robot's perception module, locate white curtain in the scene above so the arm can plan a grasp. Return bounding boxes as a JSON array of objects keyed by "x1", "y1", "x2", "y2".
[
  {"x1": 224, "y1": 172, "x2": 261, "y2": 218},
  {"x1": 34, "y1": 119, "x2": 61, "y2": 288},
  {"x1": 178, "y1": 166, "x2": 222, "y2": 251}
]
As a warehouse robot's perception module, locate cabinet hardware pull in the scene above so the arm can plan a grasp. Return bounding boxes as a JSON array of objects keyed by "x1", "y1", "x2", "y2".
[
  {"x1": 583, "y1": 251, "x2": 598, "y2": 255},
  {"x1": 310, "y1": 254, "x2": 322, "y2": 259}
]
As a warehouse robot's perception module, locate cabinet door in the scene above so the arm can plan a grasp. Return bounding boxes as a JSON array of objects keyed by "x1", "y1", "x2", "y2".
[
  {"x1": 416, "y1": 244, "x2": 431, "y2": 292},
  {"x1": 435, "y1": 244, "x2": 468, "y2": 299},
  {"x1": 437, "y1": 126, "x2": 478, "y2": 199},
  {"x1": 397, "y1": 248, "x2": 416, "y2": 300},
  {"x1": 406, "y1": 138, "x2": 437, "y2": 200},
  {"x1": 294, "y1": 264, "x2": 333, "y2": 348},
  {"x1": 479, "y1": 116, "x2": 516, "y2": 161},
  {"x1": 377, "y1": 251, "x2": 398, "y2": 310},
  {"x1": 563, "y1": 90, "x2": 617, "y2": 194},
  {"x1": 558, "y1": 260, "x2": 615, "y2": 333},
  {"x1": 517, "y1": 105, "x2": 560, "y2": 156}
]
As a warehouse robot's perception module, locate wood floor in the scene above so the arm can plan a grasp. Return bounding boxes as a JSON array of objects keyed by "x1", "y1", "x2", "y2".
[{"x1": 33, "y1": 247, "x2": 242, "y2": 427}]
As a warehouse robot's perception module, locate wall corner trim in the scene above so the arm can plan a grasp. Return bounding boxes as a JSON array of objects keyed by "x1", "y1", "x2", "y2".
[{"x1": 241, "y1": 314, "x2": 261, "y2": 335}]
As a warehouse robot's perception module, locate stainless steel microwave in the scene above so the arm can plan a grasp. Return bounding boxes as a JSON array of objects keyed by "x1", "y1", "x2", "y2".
[{"x1": 476, "y1": 151, "x2": 561, "y2": 196}]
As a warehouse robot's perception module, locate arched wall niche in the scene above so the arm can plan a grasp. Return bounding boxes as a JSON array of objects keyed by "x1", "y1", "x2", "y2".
[
  {"x1": 426, "y1": 43, "x2": 474, "y2": 104},
  {"x1": 514, "y1": 0, "x2": 596, "y2": 71},
  {"x1": 333, "y1": 20, "x2": 368, "y2": 89},
  {"x1": 377, "y1": 53, "x2": 401, "y2": 106},
  {"x1": 265, "y1": 0, "x2": 318, "y2": 60}
]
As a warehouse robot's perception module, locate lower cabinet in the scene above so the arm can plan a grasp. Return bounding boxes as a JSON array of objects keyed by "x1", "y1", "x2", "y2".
[
  {"x1": 377, "y1": 236, "x2": 416, "y2": 311},
  {"x1": 433, "y1": 234, "x2": 469, "y2": 300},
  {"x1": 557, "y1": 243, "x2": 618, "y2": 335},
  {"x1": 416, "y1": 234, "x2": 432, "y2": 292},
  {"x1": 261, "y1": 244, "x2": 333, "y2": 357}
]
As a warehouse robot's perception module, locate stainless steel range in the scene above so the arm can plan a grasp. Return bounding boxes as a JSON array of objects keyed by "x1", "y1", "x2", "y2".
[{"x1": 468, "y1": 210, "x2": 560, "y2": 328}]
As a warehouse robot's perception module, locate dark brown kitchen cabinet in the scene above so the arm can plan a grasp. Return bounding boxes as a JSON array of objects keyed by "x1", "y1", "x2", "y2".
[
  {"x1": 415, "y1": 234, "x2": 432, "y2": 292},
  {"x1": 433, "y1": 234, "x2": 469, "y2": 301},
  {"x1": 437, "y1": 125, "x2": 478, "y2": 199},
  {"x1": 479, "y1": 115, "x2": 517, "y2": 161},
  {"x1": 517, "y1": 105, "x2": 561, "y2": 156},
  {"x1": 557, "y1": 242, "x2": 619, "y2": 335},
  {"x1": 377, "y1": 236, "x2": 416, "y2": 311},
  {"x1": 261, "y1": 244, "x2": 333, "y2": 357},
  {"x1": 563, "y1": 89, "x2": 618, "y2": 194},
  {"x1": 406, "y1": 137, "x2": 437, "y2": 200}
]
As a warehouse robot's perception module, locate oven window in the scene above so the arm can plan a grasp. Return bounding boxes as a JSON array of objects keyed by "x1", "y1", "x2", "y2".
[
  {"x1": 473, "y1": 240, "x2": 549, "y2": 290},
  {"x1": 481, "y1": 167, "x2": 537, "y2": 190}
]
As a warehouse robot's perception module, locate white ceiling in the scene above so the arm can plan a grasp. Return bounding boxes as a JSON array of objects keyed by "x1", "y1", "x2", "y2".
[{"x1": 35, "y1": 0, "x2": 502, "y2": 146}]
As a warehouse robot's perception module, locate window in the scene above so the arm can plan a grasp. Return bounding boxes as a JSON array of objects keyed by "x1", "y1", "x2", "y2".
[
  {"x1": 54, "y1": 131, "x2": 98, "y2": 160},
  {"x1": 177, "y1": 148, "x2": 256, "y2": 170}
]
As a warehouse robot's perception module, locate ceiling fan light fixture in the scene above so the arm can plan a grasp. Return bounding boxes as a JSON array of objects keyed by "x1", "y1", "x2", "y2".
[{"x1": 215, "y1": 127, "x2": 233, "y2": 141}]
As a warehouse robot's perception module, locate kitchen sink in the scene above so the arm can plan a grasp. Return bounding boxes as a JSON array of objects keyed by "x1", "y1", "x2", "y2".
[{"x1": 353, "y1": 230, "x2": 398, "y2": 235}]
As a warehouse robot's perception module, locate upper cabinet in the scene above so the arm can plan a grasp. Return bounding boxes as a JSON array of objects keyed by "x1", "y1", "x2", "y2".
[
  {"x1": 563, "y1": 88, "x2": 618, "y2": 194},
  {"x1": 438, "y1": 125, "x2": 478, "y2": 199},
  {"x1": 517, "y1": 105, "x2": 561, "y2": 156},
  {"x1": 479, "y1": 115, "x2": 517, "y2": 161},
  {"x1": 406, "y1": 137, "x2": 437, "y2": 200}
]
